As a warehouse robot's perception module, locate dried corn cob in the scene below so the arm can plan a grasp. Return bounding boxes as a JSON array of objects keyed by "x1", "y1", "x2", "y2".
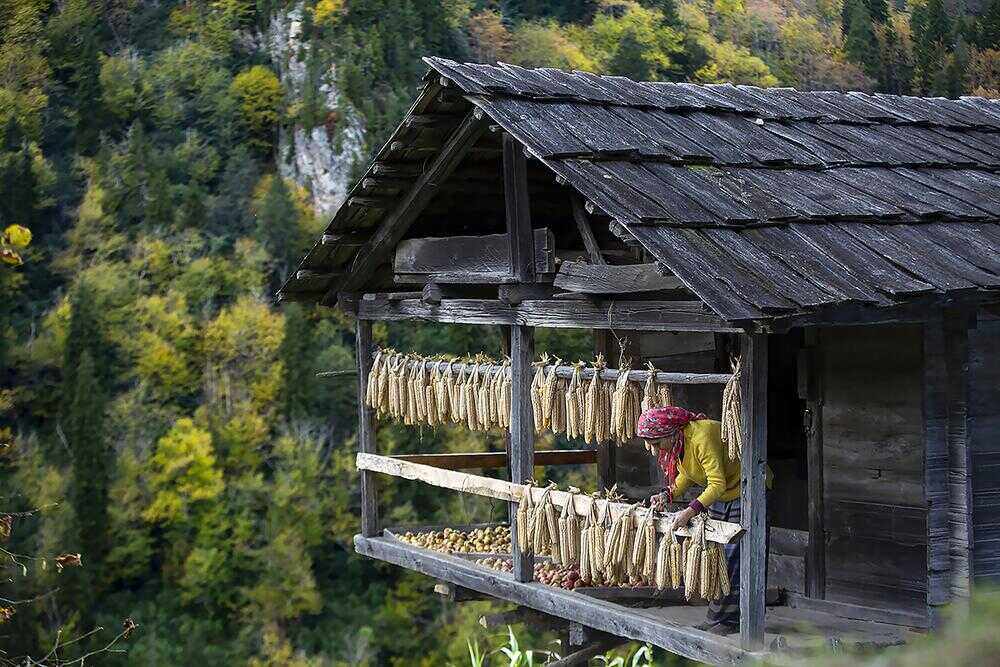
[
  {"x1": 516, "y1": 483, "x2": 534, "y2": 554},
  {"x1": 716, "y1": 543, "x2": 730, "y2": 596},
  {"x1": 583, "y1": 356, "x2": 604, "y2": 444},
  {"x1": 530, "y1": 355, "x2": 547, "y2": 433},
  {"x1": 655, "y1": 534, "x2": 669, "y2": 590},
  {"x1": 721, "y1": 356, "x2": 743, "y2": 461},
  {"x1": 565, "y1": 494, "x2": 580, "y2": 564},
  {"x1": 669, "y1": 532, "x2": 683, "y2": 590},
  {"x1": 642, "y1": 512, "x2": 657, "y2": 584},
  {"x1": 641, "y1": 362, "x2": 658, "y2": 411}
]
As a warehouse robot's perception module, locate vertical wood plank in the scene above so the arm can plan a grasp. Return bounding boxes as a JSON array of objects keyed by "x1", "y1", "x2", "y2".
[
  {"x1": 356, "y1": 318, "x2": 380, "y2": 538},
  {"x1": 945, "y1": 311, "x2": 975, "y2": 607},
  {"x1": 504, "y1": 133, "x2": 536, "y2": 283},
  {"x1": 510, "y1": 324, "x2": 536, "y2": 582},
  {"x1": 740, "y1": 333, "x2": 768, "y2": 651},
  {"x1": 798, "y1": 331, "x2": 826, "y2": 599},
  {"x1": 924, "y1": 317, "x2": 950, "y2": 630}
]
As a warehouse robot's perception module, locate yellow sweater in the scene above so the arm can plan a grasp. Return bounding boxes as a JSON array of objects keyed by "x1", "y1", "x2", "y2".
[{"x1": 672, "y1": 419, "x2": 771, "y2": 509}]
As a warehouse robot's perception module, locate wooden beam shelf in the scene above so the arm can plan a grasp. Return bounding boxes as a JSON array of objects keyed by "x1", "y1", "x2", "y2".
[
  {"x1": 357, "y1": 453, "x2": 743, "y2": 544},
  {"x1": 394, "y1": 449, "x2": 596, "y2": 470},
  {"x1": 357, "y1": 296, "x2": 742, "y2": 333},
  {"x1": 374, "y1": 355, "x2": 732, "y2": 386}
]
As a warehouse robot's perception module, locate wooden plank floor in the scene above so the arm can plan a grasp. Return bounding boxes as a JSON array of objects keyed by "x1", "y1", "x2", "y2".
[{"x1": 355, "y1": 535, "x2": 920, "y2": 665}]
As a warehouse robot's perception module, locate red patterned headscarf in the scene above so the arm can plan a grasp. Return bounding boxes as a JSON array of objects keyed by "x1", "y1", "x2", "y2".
[{"x1": 637, "y1": 407, "x2": 706, "y2": 500}]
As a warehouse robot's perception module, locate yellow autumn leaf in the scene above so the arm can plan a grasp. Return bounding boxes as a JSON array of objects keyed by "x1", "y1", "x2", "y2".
[
  {"x1": 1, "y1": 247, "x2": 23, "y2": 266},
  {"x1": 3, "y1": 225, "x2": 32, "y2": 248}
]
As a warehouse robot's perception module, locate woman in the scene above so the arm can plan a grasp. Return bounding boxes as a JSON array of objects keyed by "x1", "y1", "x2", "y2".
[{"x1": 637, "y1": 406, "x2": 759, "y2": 636}]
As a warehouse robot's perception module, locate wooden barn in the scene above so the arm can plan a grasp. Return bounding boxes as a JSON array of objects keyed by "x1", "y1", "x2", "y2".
[{"x1": 278, "y1": 58, "x2": 1000, "y2": 664}]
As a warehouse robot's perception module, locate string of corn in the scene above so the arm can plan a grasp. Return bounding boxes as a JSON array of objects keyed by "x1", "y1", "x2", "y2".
[{"x1": 721, "y1": 356, "x2": 743, "y2": 461}]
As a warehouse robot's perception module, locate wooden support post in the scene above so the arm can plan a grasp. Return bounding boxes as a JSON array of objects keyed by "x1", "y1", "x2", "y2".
[
  {"x1": 740, "y1": 333, "x2": 768, "y2": 651},
  {"x1": 356, "y1": 319, "x2": 380, "y2": 537},
  {"x1": 504, "y1": 133, "x2": 535, "y2": 283},
  {"x1": 510, "y1": 324, "x2": 535, "y2": 582},
  {"x1": 571, "y1": 195, "x2": 606, "y2": 265},
  {"x1": 924, "y1": 316, "x2": 950, "y2": 630},
  {"x1": 798, "y1": 331, "x2": 825, "y2": 599},
  {"x1": 945, "y1": 311, "x2": 975, "y2": 611}
]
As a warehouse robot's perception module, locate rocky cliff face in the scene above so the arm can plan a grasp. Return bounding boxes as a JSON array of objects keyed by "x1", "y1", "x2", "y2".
[{"x1": 267, "y1": 5, "x2": 366, "y2": 218}]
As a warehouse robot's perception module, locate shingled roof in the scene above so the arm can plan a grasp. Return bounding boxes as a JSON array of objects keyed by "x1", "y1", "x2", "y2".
[{"x1": 281, "y1": 57, "x2": 1000, "y2": 323}]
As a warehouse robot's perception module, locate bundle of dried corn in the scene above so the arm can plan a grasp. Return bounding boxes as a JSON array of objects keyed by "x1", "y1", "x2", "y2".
[
  {"x1": 721, "y1": 355, "x2": 743, "y2": 461},
  {"x1": 610, "y1": 368, "x2": 643, "y2": 444}
]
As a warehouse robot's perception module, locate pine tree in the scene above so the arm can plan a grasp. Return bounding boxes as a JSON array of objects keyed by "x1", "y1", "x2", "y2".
[
  {"x1": 845, "y1": 2, "x2": 882, "y2": 79},
  {"x1": 868, "y1": 0, "x2": 889, "y2": 24},
  {"x1": 255, "y1": 174, "x2": 298, "y2": 272},
  {"x1": 912, "y1": 0, "x2": 954, "y2": 94},
  {"x1": 609, "y1": 31, "x2": 653, "y2": 80},
  {"x1": 981, "y1": 0, "x2": 1000, "y2": 48},
  {"x1": 880, "y1": 18, "x2": 913, "y2": 94},
  {"x1": 62, "y1": 281, "x2": 111, "y2": 607}
]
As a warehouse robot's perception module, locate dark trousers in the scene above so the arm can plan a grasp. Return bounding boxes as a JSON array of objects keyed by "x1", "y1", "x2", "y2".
[{"x1": 705, "y1": 497, "x2": 770, "y2": 627}]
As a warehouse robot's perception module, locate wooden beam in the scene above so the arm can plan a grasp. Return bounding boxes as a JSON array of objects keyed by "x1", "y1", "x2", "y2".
[
  {"x1": 571, "y1": 195, "x2": 606, "y2": 265},
  {"x1": 355, "y1": 535, "x2": 749, "y2": 665},
  {"x1": 357, "y1": 320, "x2": 380, "y2": 537},
  {"x1": 393, "y1": 229, "x2": 555, "y2": 277},
  {"x1": 479, "y1": 607, "x2": 567, "y2": 631},
  {"x1": 798, "y1": 332, "x2": 825, "y2": 600},
  {"x1": 554, "y1": 262, "x2": 685, "y2": 295},
  {"x1": 923, "y1": 316, "x2": 949, "y2": 630},
  {"x1": 355, "y1": 453, "x2": 743, "y2": 544},
  {"x1": 433, "y1": 581, "x2": 489, "y2": 602},
  {"x1": 393, "y1": 449, "x2": 597, "y2": 470},
  {"x1": 357, "y1": 296, "x2": 742, "y2": 333},
  {"x1": 504, "y1": 133, "x2": 536, "y2": 283},
  {"x1": 510, "y1": 324, "x2": 535, "y2": 582},
  {"x1": 785, "y1": 593, "x2": 928, "y2": 629},
  {"x1": 375, "y1": 355, "x2": 732, "y2": 386},
  {"x1": 336, "y1": 108, "x2": 489, "y2": 297},
  {"x1": 739, "y1": 333, "x2": 768, "y2": 650}
]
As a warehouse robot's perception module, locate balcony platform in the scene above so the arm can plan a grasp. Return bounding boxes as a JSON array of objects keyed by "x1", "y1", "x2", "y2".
[{"x1": 355, "y1": 535, "x2": 921, "y2": 665}]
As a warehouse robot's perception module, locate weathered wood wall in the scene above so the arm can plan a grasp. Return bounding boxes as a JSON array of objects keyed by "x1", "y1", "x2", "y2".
[
  {"x1": 820, "y1": 326, "x2": 927, "y2": 612},
  {"x1": 969, "y1": 313, "x2": 1000, "y2": 585}
]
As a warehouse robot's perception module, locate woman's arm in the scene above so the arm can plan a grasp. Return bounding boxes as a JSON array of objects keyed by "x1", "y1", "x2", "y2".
[{"x1": 693, "y1": 430, "x2": 728, "y2": 511}]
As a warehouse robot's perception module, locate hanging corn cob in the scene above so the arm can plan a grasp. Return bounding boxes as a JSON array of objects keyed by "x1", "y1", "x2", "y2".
[
  {"x1": 530, "y1": 354, "x2": 548, "y2": 433},
  {"x1": 590, "y1": 500, "x2": 608, "y2": 586},
  {"x1": 668, "y1": 530, "x2": 683, "y2": 590},
  {"x1": 715, "y1": 542, "x2": 730, "y2": 597},
  {"x1": 557, "y1": 496, "x2": 571, "y2": 566},
  {"x1": 565, "y1": 362, "x2": 584, "y2": 440},
  {"x1": 721, "y1": 355, "x2": 743, "y2": 461},
  {"x1": 654, "y1": 534, "x2": 669, "y2": 590},
  {"x1": 583, "y1": 356, "x2": 604, "y2": 444},
  {"x1": 579, "y1": 511, "x2": 593, "y2": 585},
  {"x1": 565, "y1": 493, "x2": 580, "y2": 565},
  {"x1": 641, "y1": 362, "x2": 658, "y2": 412},
  {"x1": 516, "y1": 482, "x2": 535, "y2": 554}
]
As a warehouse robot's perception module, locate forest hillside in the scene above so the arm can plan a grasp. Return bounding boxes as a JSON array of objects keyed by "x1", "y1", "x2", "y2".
[{"x1": 2, "y1": 0, "x2": 999, "y2": 665}]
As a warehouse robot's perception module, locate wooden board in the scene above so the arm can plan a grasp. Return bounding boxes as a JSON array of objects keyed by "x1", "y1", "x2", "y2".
[
  {"x1": 393, "y1": 228, "x2": 555, "y2": 278},
  {"x1": 357, "y1": 296, "x2": 742, "y2": 333},
  {"x1": 554, "y1": 261, "x2": 685, "y2": 295},
  {"x1": 394, "y1": 450, "x2": 596, "y2": 470},
  {"x1": 355, "y1": 534, "x2": 750, "y2": 665},
  {"x1": 356, "y1": 453, "x2": 744, "y2": 544},
  {"x1": 380, "y1": 355, "x2": 731, "y2": 386}
]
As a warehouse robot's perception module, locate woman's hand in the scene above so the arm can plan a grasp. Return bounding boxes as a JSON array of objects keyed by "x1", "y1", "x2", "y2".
[
  {"x1": 671, "y1": 506, "x2": 698, "y2": 533},
  {"x1": 649, "y1": 492, "x2": 669, "y2": 512}
]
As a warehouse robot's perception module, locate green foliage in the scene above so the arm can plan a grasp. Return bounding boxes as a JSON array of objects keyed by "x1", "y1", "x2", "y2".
[
  {"x1": 231, "y1": 65, "x2": 285, "y2": 151},
  {"x1": 3, "y1": 0, "x2": 1000, "y2": 664}
]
